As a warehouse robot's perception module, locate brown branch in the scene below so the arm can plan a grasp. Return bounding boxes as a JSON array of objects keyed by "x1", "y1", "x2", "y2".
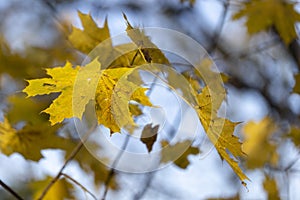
[
  {"x1": 37, "y1": 123, "x2": 97, "y2": 200},
  {"x1": 61, "y1": 173, "x2": 97, "y2": 200},
  {"x1": 0, "y1": 180, "x2": 24, "y2": 200}
]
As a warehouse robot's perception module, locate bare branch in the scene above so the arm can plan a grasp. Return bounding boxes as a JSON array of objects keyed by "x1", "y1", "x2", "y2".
[
  {"x1": 207, "y1": 0, "x2": 230, "y2": 54},
  {"x1": 284, "y1": 151, "x2": 300, "y2": 171},
  {"x1": 61, "y1": 173, "x2": 97, "y2": 200},
  {"x1": 0, "y1": 179, "x2": 24, "y2": 200},
  {"x1": 37, "y1": 123, "x2": 97, "y2": 200},
  {"x1": 132, "y1": 172, "x2": 155, "y2": 200},
  {"x1": 101, "y1": 134, "x2": 130, "y2": 200}
]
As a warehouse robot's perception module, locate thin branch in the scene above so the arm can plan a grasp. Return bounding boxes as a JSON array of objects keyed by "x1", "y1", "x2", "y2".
[
  {"x1": 132, "y1": 172, "x2": 155, "y2": 200},
  {"x1": 61, "y1": 173, "x2": 97, "y2": 200},
  {"x1": 284, "y1": 151, "x2": 300, "y2": 171},
  {"x1": 132, "y1": 102, "x2": 185, "y2": 200},
  {"x1": 207, "y1": 0, "x2": 230, "y2": 54},
  {"x1": 37, "y1": 124, "x2": 97, "y2": 200},
  {"x1": 101, "y1": 134, "x2": 130, "y2": 200},
  {"x1": 212, "y1": 37, "x2": 280, "y2": 61},
  {"x1": 0, "y1": 180, "x2": 24, "y2": 200}
]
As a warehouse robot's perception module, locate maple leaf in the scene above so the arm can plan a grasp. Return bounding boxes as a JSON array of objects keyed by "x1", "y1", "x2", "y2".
[
  {"x1": 23, "y1": 58, "x2": 152, "y2": 132},
  {"x1": 6, "y1": 95, "x2": 50, "y2": 125},
  {"x1": 232, "y1": 0, "x2": 300, "y2": 44},
  {"x1": 242, "y1": 117, "x2": 278, "y2": 169},
  {"x1": 68, "y1": 11, "x2": 111, "y2": 54},
  {"x1": 129, "y1": 103, "x2": 143, "y2": 116},
  {"x1": 140, "y1": 123, "x2": 159, "y2": 153},
  {"x1": 30, "y1": 177, "x2": 74, "y2": 200},
  {"x1": 23, "y1": 59, "x2": 101, "y2": 125},
  {"x1": 68, "y1": 12, "x2": 139, "y2": 68},
  {"x1": 72, "y1": 58, "x2": 102, "y2": 118},
  {"x1": 178, "y1": 58, "x2": 248, "y2": 182},
  {"x1": 123, "y1": 14, "x2": 170, "y2": 65},
  {"x1": 0, "y1": 118, "x2": 69, "y2": 161},
  {"x1": 195, "y1": 86, "x2": 248, "y2": 182},
  {"x1": 161, "y1": 140, "x2": 200, "y2": 169},
  {"x1": 95, "y1": 67, "x2": 152, "y2": 133},
  {"x1": 0, "y1": 35, "x2": 75, "y2": 79},
  {"x1": 263, "y1": 175, "x2": 280, "y2": 200}
]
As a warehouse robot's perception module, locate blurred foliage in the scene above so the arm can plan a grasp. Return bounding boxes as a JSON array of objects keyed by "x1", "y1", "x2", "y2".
[
  {"x1": 233, "y1": 0, "x2": 300, "y2": 44},
  {"x1": 0, "y1": 0, "x2": 300, "y2": 199},
  {"x1": 242, "y1": 117, "x2": 278, "y2": 169}
]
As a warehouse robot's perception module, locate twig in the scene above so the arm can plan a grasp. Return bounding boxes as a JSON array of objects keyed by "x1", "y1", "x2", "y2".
[
  {"x1": 132, "y1": 172, "x2": 155, "y2": 200},
  {"x1": 207, "y1": 0, "x2": 230, "y2": 54},
  {"x1": 0, "y1": 179, "x2": 24, "y2": 200},
  {"x1": 101, "y1": 134, "x2": 130, "y2": 200},
  {"x1": 37, "y1": 124, "x2": 97, "y2": 200},
  {"x1": 61, "y1": 173, "x2": 97, "y2": 200},
  {"x1": 284, "y1": 151, "x2": 300, "y2": 171}
]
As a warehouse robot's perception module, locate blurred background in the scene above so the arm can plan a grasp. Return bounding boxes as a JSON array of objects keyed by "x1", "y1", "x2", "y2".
[{"x1": 1, "y1": 0, "x2": 300, "y2": 199}]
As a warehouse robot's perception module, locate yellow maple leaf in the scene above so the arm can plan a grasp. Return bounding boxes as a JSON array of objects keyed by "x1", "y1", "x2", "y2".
[
  {"x1": 124, "y1": 14, "x2": 170, "y2": 65},
  {"x1": 95, "y1": 67, "x2": 152, "y2": 133},
  {"x1": 161, "y1": 140, "x2": 200, "y2": 169},
  {"x1": 68, "y1": 11, "x2": 111, "y2": 54},
  {"x1": 68, "y1": 12, "x2": 153, "y2": 69},
  {"x1": 23, "y1": 59, "x2": 102, "y2": 125},
  {"x1": 243, "y1": 117, "x2": 278, "y2": 169},
  {"x1": 23, "y1": 59, "x2": 152, "y2": 132},
  {"x1": 0, "y1": 34, "x2": 75, "y2": 79},
  {"x1": 195, "y1": 86, "x2": 248, "y2": 182},
  {"x1": 6, "y1": 95, "x2": 49, "y2": 125},
  {"x1": 30, "y1": 177, "x2": 74, "y2": 200},
  {"x1": 232, "y1": 0, "x2": 300, "y2": 44},
  {"x1": 0, "y1": 118, "x2": 69, "y2": 161},
  {"x1": 178, "y1": 58, "x2": 248, "y2": 182}
]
